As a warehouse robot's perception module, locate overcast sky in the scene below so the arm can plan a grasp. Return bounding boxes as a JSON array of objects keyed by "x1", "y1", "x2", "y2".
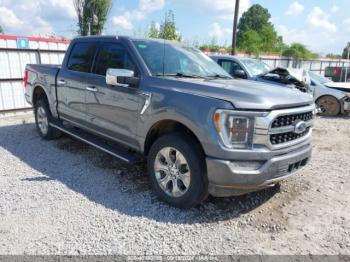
[{"x1": 0, "y1": 0, "x2": 349, "y2": 54}]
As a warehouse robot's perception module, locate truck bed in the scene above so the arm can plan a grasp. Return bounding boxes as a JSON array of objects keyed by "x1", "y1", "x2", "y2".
[{"x1": 25, "y1": 64, "x2": 62, "y2": 114}]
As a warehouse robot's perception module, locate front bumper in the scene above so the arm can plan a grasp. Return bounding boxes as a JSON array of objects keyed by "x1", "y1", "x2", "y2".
[
  {"x1": 342, "y1": 96, "x2": 350, "y2": 113},
  {"x1": 207, "y1": 143, "x2": 312, "y2": 197}
]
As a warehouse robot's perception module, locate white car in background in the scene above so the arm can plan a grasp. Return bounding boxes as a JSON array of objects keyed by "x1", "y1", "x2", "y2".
[
  {"x1": 211, "y1": 55, "x2": 349, "y2": 117},
  {"x1": 309, "y1": 71, "x2": 350, "y2": 116}
]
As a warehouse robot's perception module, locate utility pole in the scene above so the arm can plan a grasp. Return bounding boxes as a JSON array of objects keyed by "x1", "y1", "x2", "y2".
[
  {"x1": 231, "y1": 0, "x2": 240, "y2": 55},
  {"x1": 345, "y1": 42, "x2": 350, "y2": 82},
  {"x1": 86, "y1": 0, "x2": 98, "y2": 36}
]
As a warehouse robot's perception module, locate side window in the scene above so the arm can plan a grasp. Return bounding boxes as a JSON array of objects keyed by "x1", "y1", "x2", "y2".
[
  {"x1": 95, "y1": 43, "x2": 136, "y2": 76},
  {"x1": 67, "y1": 42, "x2": 96, "y2": 73},
  {"x1": 219, "y1": 60, "x2": 243, "y2": 75}
]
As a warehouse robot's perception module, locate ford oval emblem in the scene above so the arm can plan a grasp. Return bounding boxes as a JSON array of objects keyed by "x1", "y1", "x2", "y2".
[{"x1": 294, "y1": 121, "x2": 307, "y2": 134}]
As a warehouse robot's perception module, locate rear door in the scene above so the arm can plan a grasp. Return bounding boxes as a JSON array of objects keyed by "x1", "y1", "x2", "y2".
[
  {"x1": 57, "y1": 41, "x2": 97, "y2": 124},
  {"x1": 84, "y1": 41, "x2": 144, "y2": 149}
]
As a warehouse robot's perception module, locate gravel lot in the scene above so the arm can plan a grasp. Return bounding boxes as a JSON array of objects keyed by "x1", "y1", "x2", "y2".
[{"x1": 0, "y1": 113, "x2": 349, "y2": 255}]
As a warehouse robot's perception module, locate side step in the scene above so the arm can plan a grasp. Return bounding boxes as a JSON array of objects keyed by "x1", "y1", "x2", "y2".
[{"x1": 50, "y1": 122, "x2": 141, "y2": 164}]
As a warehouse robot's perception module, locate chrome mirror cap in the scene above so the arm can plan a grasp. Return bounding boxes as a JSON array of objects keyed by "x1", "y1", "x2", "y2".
[{"x1": 106, "y1": 68, "x2": 134, "y2": 86}]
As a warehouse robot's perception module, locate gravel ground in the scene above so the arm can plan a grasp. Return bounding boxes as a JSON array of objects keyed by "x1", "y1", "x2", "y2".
[{"x1": 0, "y1": 113, "x2": 349, "y2": 255}]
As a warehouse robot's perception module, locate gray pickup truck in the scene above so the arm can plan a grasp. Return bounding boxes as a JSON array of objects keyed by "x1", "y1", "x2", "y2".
[{"x1": 24, "y1": 36, "x2": 315, "y2": 208}]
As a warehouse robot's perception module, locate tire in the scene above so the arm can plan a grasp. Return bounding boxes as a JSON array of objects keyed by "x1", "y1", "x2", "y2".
[
  {"x1": 316, "y1": 95, "x2": 341, "y2": 116},
  {"x1": 147, "y1": 133, "x2": 208, "y2": 208},
  {"x1": 34, "y1": 99, "x2": 61, "y2": 140}
]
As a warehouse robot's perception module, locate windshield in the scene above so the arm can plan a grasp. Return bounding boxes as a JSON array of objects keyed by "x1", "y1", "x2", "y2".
[
  {"x1": 241, "y1": 59, "x2": 271, "y2": 76},
  {"x1": 132, "y1": 40, "x2": 232, "y2": 78},
  {"x1": 308, "y1": 71, "x2": 332, "y2": 85}
]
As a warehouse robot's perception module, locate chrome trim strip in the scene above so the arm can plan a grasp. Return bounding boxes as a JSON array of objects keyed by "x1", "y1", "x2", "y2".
[
  {"x1": 253, "y1": 104, "x2": 315, "y2": 150},
  {"x1": 255, "y1": 104, "x2": 315, "y2": 130}
]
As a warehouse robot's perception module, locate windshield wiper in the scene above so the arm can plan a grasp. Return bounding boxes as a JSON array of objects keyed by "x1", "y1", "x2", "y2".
[
  {"x1": 207, "y1": 74, "x2": 232, "y2": 79},
  {"x1": 157, "y1": 73, "x2": 205, "y2": 79}
]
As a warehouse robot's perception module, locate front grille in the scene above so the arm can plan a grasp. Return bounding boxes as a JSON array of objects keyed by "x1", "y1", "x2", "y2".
[
  {"x1": 271, "y1": 111, "x2": 313, "y2": 128},
  {"x1": 270, "y1": 127, "x2": 310, "y2": 145}
]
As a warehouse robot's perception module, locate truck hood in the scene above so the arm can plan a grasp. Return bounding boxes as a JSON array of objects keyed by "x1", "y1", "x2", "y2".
[{"x1": 166, "y1": 78, "x2": 313, "y2": 110}]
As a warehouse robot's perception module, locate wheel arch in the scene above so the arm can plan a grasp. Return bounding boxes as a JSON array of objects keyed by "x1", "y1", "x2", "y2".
[
  {"x1": 143, "y1": 119, "x2": 205, "y2": 157},
  {"x1": 31, "y1": 84, "x2": 58, "y2": 117},
  {"x1": 32, "y1": 85, "x2": 49, "y2": 106},
  {"x1": 315, "y1": 94, "x2": 342, "y2": 115}
]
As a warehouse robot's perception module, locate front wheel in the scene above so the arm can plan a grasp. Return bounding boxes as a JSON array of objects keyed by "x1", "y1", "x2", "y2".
[
  {"x1": 148, "y1": 133, "x2": 208, "y2": 208},
  {"x1": 34, "y1": 99, "x2": 61, "y2": 140},
  {"x1": 316, "y1": 95, "x2": 341, "y2": 116}
]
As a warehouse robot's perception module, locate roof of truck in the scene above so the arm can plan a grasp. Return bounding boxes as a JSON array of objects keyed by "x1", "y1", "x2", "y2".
[{"x1": 72, "y1": 35, "x2": 180, "y2": 44}]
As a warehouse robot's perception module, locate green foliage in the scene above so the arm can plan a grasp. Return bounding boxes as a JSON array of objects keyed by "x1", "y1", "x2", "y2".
[
  {"x1": 237, "y1": 4, "x2": 272, "y2": 34},
  {"x1": 342, "y1": 45, "x2": 350, "y2": 59},
  {"x1": 0, "y1": 25, "x2": 3, "y2": 34},
  {"x1": 148, "y1": 10, "x2": 181, "y2": 41},
  {"x1": 236, "y1": 4, "x2": 283, "y2": 54},
  {"x1": 148, "y1": 21, "x2": 159, "y2": 38},
  {"x1": 282, "y1": 43, "x2": 318, "y2": 60},
  {"x1": 158, "y1": 10, "x2": 181, "y2": 41},
  {"x1": 199, "y1": 44, "x2": 220, "y2": 52},
  {"x1": 74, "y1": 0, "x2": 112, "y2": 36},
  {"x1": 326, "y1": 53, "x2": 342, "y2": 59},
  {"x1": 238, "y1": 30, "x2": 261, "y2": 55}
]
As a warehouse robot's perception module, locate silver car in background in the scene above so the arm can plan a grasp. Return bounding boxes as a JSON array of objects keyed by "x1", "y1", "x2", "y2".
[
  {"x1": 309, "y1": 71, "x2": 350, "y2": 116},
  {"x1": 211, "y1": 55, "x2": 349, "y2": 116}
]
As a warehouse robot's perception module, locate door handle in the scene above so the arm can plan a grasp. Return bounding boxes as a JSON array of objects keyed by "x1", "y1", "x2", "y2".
[
  {"x1": 86, "y1": 86, "x2": 98, "y2": 92},
  {"x1": 57, "y1": 79, "x2": 66, "y2": 85}
]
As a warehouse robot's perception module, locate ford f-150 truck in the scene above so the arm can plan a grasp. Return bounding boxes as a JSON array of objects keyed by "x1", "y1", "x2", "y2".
[{"x1": 24, "y1": 36, "x2": 315, "y2": 208}]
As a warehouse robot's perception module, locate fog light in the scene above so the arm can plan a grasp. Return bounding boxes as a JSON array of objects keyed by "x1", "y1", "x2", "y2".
[{"x1": 229, "y1": 161, "x2": 264, "y2": 172}]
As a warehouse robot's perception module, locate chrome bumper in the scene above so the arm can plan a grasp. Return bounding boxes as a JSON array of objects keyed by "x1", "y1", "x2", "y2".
[{"x1": 207, "y1": 141, "x2": 312, "y2": 197}]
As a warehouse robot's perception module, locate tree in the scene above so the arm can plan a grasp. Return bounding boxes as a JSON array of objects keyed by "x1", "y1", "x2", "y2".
[
  {"x1": 238, "y1": 30, "x2": 261, "y2": 55},
  {"x1": 148, "y1": 21, "x2": 159, "y2": 38},
  {"x1": 282, "y1": 43, "x2": 318, "y2": 60},
  {"x1": 342, "y1": 44, "x2": 350, "y2": 59},
  {"x1": 74, "y1": 0, "x2": 112, "y2": 36},
  {"x1": 326, "y1": 53, "x2": 342, "y2": 59},
  {"x1": 158, "y1": 10, "x2": 181, "y2": 41},
  {"x1": 236, "y1": 4, "x2": 281, "y2": 54},
  {"x1": 0, "y1": 25, "x2": 3, "y2": 34},
  {"x1": 237, "y1": 4, "x2": 271, "y2": 38}
]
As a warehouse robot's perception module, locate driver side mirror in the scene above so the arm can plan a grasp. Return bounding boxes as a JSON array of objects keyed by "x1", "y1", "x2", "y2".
[
  {"x1": 106, "y1": 68, "x2": 139, "y2": 88},
  {"x1": 233, "y1": 69, "x2": 247, "y2": 79}
]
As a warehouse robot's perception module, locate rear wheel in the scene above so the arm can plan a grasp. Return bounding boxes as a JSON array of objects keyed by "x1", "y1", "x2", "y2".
[
  {"x1": 148, "y1": 133, "x2": 208, "y2": 208},
  {"x1": 34, "y1": 99, "x2": 61, "y2": 139},
  {"x1": 316, "y1": 95, "x2": 340, "y2": 116}
]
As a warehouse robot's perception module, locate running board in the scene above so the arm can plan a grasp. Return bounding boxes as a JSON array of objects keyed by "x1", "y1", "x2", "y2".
[{"x1": 50, "y1": 122, "x2": 140, "y2": 164}]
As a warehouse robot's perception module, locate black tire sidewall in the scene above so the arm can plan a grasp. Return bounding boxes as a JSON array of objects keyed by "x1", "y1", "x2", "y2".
[{"x1": 148, "y1": 133, "x2": 208, "y2": 208}]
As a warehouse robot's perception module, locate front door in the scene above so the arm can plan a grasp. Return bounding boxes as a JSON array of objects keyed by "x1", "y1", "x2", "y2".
[
  {"x1": 84, "y1": 42, "x2": 144, "y2": 149},
  {"x1": 218, "y1": 59, "x2": 245, "y2": 77}
]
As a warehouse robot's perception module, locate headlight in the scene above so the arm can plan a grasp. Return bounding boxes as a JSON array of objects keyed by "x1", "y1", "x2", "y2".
[{"x1": 213, "y1": 110, "x2": 255, "y2": 149}]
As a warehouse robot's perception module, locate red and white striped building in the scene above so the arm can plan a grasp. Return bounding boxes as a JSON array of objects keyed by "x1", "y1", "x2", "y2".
[{"x1": 0, "y1": 35, "x2": 69, "y2": 111}]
